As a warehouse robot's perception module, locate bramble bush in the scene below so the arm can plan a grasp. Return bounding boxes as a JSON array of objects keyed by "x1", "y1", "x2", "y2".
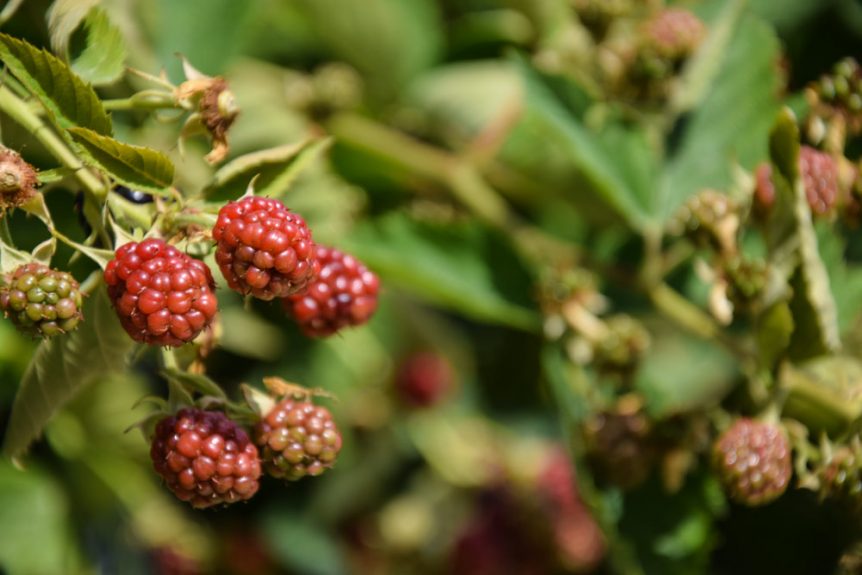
[{"x1": 2, "y1": 1, "x2": 862, "y2": 574}]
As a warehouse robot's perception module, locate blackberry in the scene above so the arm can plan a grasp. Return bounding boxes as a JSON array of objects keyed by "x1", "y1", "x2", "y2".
[
  {"x1": 104, "y1": 238, "x2": 218, "y2": 346},
  {"x1": 0, "y1": 263, "x2": 83, "y2": 337},
  {"x1": 150, "y1": 408, "x2": 261, "y2": 509},
  {"x1": 712, "y1": 418, "x2": 791, "y2": 506},
  {"x1": 213, "y1": 196, "x2": 319, "y2": 300},
  {"x1": 255, "y1": 398, "x2": 343, "y2": 481},
  {"x1": 283, "y1": 245, "x2": 379, "y2": 337}
]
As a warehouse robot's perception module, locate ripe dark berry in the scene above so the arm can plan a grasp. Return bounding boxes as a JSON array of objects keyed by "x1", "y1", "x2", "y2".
[
  {"x1": 255, "y1": 398, "x2": 342, "y2": 481},
  {"x1": 150, "y1": 408, "x2": 262, "y2": 509},
  {"x1": 213, "y1": 196, "x2": 319, "y2": 300},
  {"x1": 712, "y1": 418, "x2": 791, "y2": 506},
  {"x1": 283, "y1": 245, "x2": 379, "y2": 337},
  {"x1": 104, "y1": 238, "x2": 218, "y2": 346},
  {"x1": 0, "y1": 263, "x2": 83, "y2": 337},
  {"x1": 112, "y1": 184, "x2": 154, "y2": 204},
  {"x1": 0, "y1": 148, "x2": 38, "y2": 210},
  {"x1": 394, "y1": 352, "x2": 455, "y2": 408},
  {"x1": 799, "y1": 146, "x2": 839, "y2": 216}
]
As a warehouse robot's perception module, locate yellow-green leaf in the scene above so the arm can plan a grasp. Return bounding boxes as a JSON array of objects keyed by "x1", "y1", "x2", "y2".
[{"x1": 68, "y1": 127, "x2": 175, "y2": 194}]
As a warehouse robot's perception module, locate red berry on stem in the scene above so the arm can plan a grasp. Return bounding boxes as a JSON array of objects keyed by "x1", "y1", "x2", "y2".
[
  {"x1": 104, "y1": 238, "x2": 218, "y2": 346},
  {"x1": 712, "y1": 418, "x2": 791, "y2": 506},
  {"x1": 150, "y1": 408, "x2": 262, "y2": 508},
  {"x1": 213, "y1": 196, "x2": 319, "y2": 300},
  {"x1": 283, "y1": 245, "x2": 379, "y2": 337},
  {"x1": 394, "y1": 352, "x2": 455, "y2": 408}
]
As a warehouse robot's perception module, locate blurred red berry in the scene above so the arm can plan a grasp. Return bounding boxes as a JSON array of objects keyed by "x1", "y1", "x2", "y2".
[{"x1": 394, "y1": 351, "x2": 455, "y2": 408}]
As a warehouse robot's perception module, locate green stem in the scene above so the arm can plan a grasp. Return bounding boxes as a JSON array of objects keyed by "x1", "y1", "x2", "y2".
[
  {"x1": 0, "y1": 86, "x2": 106, "y2": 201},
  {"x1": 101, "y1": 92, "x2": 182, "y2": 112}
]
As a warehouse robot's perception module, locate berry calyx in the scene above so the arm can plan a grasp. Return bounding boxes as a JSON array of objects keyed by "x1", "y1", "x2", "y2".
[
  {"x1": 0, "y1": 263, "x2": 83, "y2": 337},
  {"x1": 254, "y1": 398, "x2": 343, "y2": 481},
  {"x1": 104, "y1": 238, "x2": 218, "y2": 346},
  {"x1": 712, "y1": 418, "x2": 791, "y2": 506},
  {"x1": 283, "y1": 245, "x2": 379, "y2": 337},
  {"x1": 213, "y1": 196, "x2": 319, "y2": 300},
  {"x1": 0, "y1": 148, "x2": 38, "y2": 211},
  {"x1": 150, "y1": 408, "x2": 262, "y2": 508}
]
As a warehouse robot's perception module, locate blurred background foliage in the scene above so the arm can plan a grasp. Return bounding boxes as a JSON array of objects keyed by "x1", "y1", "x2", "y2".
[{"x1": 1, "y1": 0, "x2": 862, "y2": 574}]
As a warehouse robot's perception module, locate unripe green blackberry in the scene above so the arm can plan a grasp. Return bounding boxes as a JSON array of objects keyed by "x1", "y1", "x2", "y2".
[
  {"x1": 809, "y1": 57, "x2": 862, "y2": 134},
  {"x1": 722, "y1": 257, "x2": 768, "y2": 315},
  {"x1": 818, "y1": 439, "x2": 862, "y2": 512},
  {"x1": 0, "y1": 263, "x2": 83, "y2": 337},
  {"x1": 255, "y1": 398, "x2": 343, "y2": 481},
  {"x1": 670, "y1": 189, "x2": 740, "y2": 255},
  {"x1": 572, "y1": 0, "x2": 632, "y2": 40},
  {"x1": 712, "y1": 418, "x2": 791, "y2": 506},
  {"x1": 592, "y1": 314, "x2": 650, "y2": 378}
]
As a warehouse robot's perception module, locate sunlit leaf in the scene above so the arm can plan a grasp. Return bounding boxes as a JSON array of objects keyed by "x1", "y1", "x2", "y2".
[
  {"x1": 68, "y1": 127, "x2": 175, "y2": 194},
  {"x1": 71, "y1": 8, "x2": 128, "y2": 86},
  {"x1": 0, "y1": 32, "x2": 112, "y2": 135}
]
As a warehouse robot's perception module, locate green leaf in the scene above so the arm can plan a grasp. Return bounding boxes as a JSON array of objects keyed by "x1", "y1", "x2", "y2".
[
  {"x1": 670, "y1": 0, "x2": 746, "y2": 115},
  {"x1": 817, "y1": 224, "x2": 862, "y2": 333},
  {"x1": 68, "y1": 127, "x2": 175, "y2": 193},
  {"x1": 46, "y1": 0, "x2": 100, "y2": 56},
  {"x1": 755, "y1": 302, "x2": 794, "y2": 369},
  {"x1": 0, "y1": 32, "x2": 112, "y2": 135},
  {"x1": 2, "y1": 285, "x2": 137, "y2": 459},
  {"x1": 514, "y1": 57, "x2": 652, "y2": 230},
  {"x1": 71, "y1": 7, "x2": 128, "y2": 86},
  {"x1": 204, "y1": 138, "x2": 331, "y2": 201},
  {"x1": 344, "y1": 214, "x2": 540, "y2": 331},
  {"x1": 636, "y1": 318, "x2": 738, "y2": 417},
  {"x1": 263, "y1": 512, "x2": 348, "y2": 575},
  {"x1": 161, "y1": 368, "x2": 226, "y2": 399},
  {"x1": 0, "y1": 463, "x2": 70, "y2": 574},
  {"x1": 658, "y1": 14, "x2": 780, "y2": 221}
]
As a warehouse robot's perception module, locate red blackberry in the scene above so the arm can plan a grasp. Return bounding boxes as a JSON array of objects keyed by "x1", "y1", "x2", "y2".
[
  {"x1": 753, "y1": 162, "x2": 775, "y2": 216},
  {"x1": 799, "y1": 146, "x2": 839, "y2": 216},
  {"x1": 394, "y1": 352, "x2": 455, "y2": 408},
  {"x1": 0, "y1": 263, "x2": 83, "y2": 337},
  {"x1": 255, "y1": 398, "x2": 343, "y2": 480},
  {"x1": 104, "y1": 238, "x2": 218, "y2": 347},
  {"x1": 283, "y1": 245, "x2": 379, "y2": 337},
  {"x1": 643, "y1": 8, "x2": 706, "y2": 61},
  {"x1": 213, "y1": 196, "x2": 319, "y2": 300},
  {"x1": 150, "y1": 408, "x2": 261, "y2": 509},
  {"x1": 712, "y1": 418, "x2": 791, "y2": 506}
]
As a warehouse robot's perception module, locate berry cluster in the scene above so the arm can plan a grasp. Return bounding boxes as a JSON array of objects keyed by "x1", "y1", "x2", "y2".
[
  {"x1": 753, "y1": 146, "x2": 841, "y2": 217},
  {"x1": 712, "y1": 418, "x2": 791, "y2": 506},
  {"x1": 0, "y1": 263, "x2": 83, "y2": 337}
]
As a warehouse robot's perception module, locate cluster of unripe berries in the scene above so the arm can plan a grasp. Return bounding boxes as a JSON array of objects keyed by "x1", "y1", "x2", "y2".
[
  {"x1": 151, "y1": 397, "x2": 343, "y2": 509},
  {"x1": 104, "y1": 194, "x2": 379, "y2": 346}
]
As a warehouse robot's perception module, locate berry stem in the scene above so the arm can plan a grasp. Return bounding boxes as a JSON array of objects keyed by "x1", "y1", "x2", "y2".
[
  {"x1": 101, "y1": 91, "x2": 182, "y2": 112},
  {"x1": 0, "y1": 86, "x2": 107, "y2": 201}
]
